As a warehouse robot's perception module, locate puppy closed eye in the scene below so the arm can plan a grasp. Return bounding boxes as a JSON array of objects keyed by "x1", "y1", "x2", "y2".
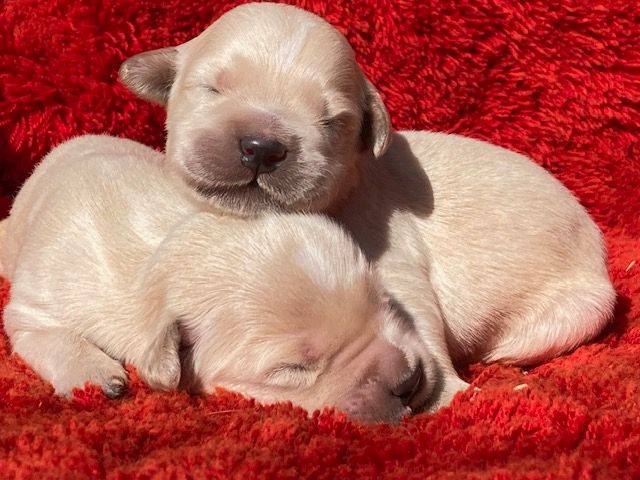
[
  {"x1": 266, "y1": 363, "x2": 317, "y2": 389},
  {"x1": 319, "y1": 117, "x2": 340, "y2": 129},
  {"x1": 319, "y1": 113, "x2": 355, "y2": 134},
  {"x1": 202, "y1": 85, "x2": 221, "y2": 94}
]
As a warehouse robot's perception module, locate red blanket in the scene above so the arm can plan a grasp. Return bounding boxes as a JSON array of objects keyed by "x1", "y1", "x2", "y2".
[{"x1": 1, "y1": 0, "x2": 639, "y2": 477}]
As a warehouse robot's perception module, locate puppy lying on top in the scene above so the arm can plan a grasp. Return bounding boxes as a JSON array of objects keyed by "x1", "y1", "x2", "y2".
[
  {"x1": 119, "y1": 2, "x2": 616, "y2": 405},
  {"x1": 0, "y1": 135, "x2": 432, "y2": 423}
]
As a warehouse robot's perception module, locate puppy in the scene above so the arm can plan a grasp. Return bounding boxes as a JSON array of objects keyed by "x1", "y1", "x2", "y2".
[
  {"x1": 120, "y1": 2, "x2": 616, "y2": 405},
  {"x1": 0, "y1": 135, "x2": 434, "y2": 422}
]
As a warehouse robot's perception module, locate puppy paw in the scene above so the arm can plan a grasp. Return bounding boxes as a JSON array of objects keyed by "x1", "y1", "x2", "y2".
[
  {"x1": 138, "y1": 323, "x2": 181, "y2": 391},
  {"x1": 102, "y1": 375, "x2": 128, "y2": 399},
  {"x1": 9, "y1": 328, "x2": 128, "y2": 399},
  {"x1": 432, "y1": 376, "x2": 470, "y2": 410},
  {"x1": 140, "y1": 355, "x2": 181, "y2": 391},
  {"x1": 54, "y1": 352, "x2": 128, "y2": 399}
]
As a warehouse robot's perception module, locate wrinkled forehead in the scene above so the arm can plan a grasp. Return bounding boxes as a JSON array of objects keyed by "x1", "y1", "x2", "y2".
[
  {"x1": 238, "y1": 302, "x2": 382, "y2": 371},
  {"x1": 245, "y1": 281, "x2": 377, "y2": 337},
  {"x1": 179, "y1": 12, "x2": 362, "y2": 115}
]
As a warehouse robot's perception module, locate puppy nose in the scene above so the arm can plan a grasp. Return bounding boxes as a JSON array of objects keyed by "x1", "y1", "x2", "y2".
[
  {"x1": 391, "y1": 364, "x2": 425, "y2": 408},
  {"x1": 239, "y1": 136, "x2": 287, "y2": 174}
]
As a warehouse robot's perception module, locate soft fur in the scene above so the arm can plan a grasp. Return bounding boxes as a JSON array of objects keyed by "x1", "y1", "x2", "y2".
[
  {"x1": 0, "y1": 135, "x2": 434, "y2": 423},
  {"x1": 119, "y1": 2, "x2": 390, "y2": 216},
  {"x1": 119, "y1": 2, "x2": 616, "y2": 405}
]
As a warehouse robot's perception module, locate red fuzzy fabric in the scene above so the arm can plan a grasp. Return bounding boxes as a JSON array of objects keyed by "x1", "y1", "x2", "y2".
[{"x1": 1, "y1": 0, "x2": 639, "y2": 477}]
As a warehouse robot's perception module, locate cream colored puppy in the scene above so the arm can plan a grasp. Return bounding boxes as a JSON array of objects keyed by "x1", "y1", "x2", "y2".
[
  {"x1": 120, "y1": 2, "x2": 616, "y2": 405},
  {"x1": 0, "y1": 135, "x2": 434, "y2": 422}
]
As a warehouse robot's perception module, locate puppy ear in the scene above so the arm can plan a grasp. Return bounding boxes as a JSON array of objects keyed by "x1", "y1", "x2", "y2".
[
  {"x1": 361, "y1": 78, "x2": 392, "y2": 158},
  {"x1": 118, "y1": 47, "x2": 178, "y2": 105}
]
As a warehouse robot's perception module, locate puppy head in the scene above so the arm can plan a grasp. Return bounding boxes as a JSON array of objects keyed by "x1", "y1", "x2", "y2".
[
  {"x1": 172, "y1": 214, "x2": 433, "y2": 423},
  {"x1": 119, "y1": 3, "x2": 391, "y2": 216}
]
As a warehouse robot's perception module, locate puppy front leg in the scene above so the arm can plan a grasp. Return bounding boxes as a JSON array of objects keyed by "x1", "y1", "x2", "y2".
[
  {"x1": 130, "y1": 320, "x2": 181, "y2": 391},
  {"x1": 378, "y1": 260, "x2": 469, "y2": 410},
  {"x1": 126, "y1": 261, "x2": 184, "y2": 391},
  {"x1": 5, "y1": 305, "x2": 127, "y2": 397}
]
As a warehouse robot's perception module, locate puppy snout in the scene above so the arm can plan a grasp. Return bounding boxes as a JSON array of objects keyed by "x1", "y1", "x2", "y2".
[
  {"x1": 239, "y1": 136, "x2": 287, "y2": 174},
  {"x1": 391, "y1": 362, "x2": 425, "y2": 409}
]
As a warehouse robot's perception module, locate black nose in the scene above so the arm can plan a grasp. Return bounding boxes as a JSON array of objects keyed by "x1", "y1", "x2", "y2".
[
  {"x1": 239, "y1": 136, "x2": 287, "y2": 174},
  {"x1": 391, "y1": 364, "x2": 425, "y2": 408}
]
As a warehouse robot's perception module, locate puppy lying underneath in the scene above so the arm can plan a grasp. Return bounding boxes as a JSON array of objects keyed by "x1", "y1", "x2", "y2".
[
  {"x1": 120, "y1": 2, "x2": 616, "y2": 405},
  {"x1": 0, "y1": 135, "x2": 434, "y2": 423}
]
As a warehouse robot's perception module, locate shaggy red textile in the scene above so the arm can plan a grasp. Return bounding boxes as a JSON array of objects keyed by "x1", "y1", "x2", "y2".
[{"x1": 1, "y1": 0, "x2": 639, "y2": 478}]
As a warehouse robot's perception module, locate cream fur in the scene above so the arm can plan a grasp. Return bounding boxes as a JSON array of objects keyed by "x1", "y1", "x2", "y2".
[
  {"x1": 119, "y1": 3, "x2": 390, "y2": 216},
  {"x1": 336, "y1": 132, "x2": 615, "y2": 395},
  {"x1": 0, "y1": 135, "x2": 434, "y2": 422},
  {"x1": 118, "y1": 2, "x2": 615, "y2": 407}
]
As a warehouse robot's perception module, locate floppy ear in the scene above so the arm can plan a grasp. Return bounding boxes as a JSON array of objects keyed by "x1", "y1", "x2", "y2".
[
  {"x1": 361, "y1": 77, "x2": 392, "y2": 158},
  {"x1": 118, "y1": 47, "x2": 178, "y2": 105}
]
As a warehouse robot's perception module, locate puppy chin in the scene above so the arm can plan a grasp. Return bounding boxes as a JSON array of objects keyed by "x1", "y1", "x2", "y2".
[
  {"x1": 194, "y1": 182, "x2": 286, "y2": 216},
  {"x1": 181, "y1": 167, "x2": 334, "y2": 216}
]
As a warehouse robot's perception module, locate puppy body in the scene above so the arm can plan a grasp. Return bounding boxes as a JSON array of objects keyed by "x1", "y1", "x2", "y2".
[
  {"x1": 1, "y1": 136, "x2": 196, "y2": 395},
  {"x1": 335, "y1": 131, "x2": 614, "y2": 400},
  {"x1": 118, "y1": 3, "x2": 616, "y2": 406},
  {"x1": 1, "y1": 135, "x2": 432, "y2": 422}
]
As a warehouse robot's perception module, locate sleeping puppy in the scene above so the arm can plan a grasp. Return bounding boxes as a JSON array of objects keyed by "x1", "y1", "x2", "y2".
[
  {"x1": 0, "y1": 135, "x2": 434, "y2": 423},
  {"x1": 120, "y1": 2, "x2": 616, "y2": 405}
]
